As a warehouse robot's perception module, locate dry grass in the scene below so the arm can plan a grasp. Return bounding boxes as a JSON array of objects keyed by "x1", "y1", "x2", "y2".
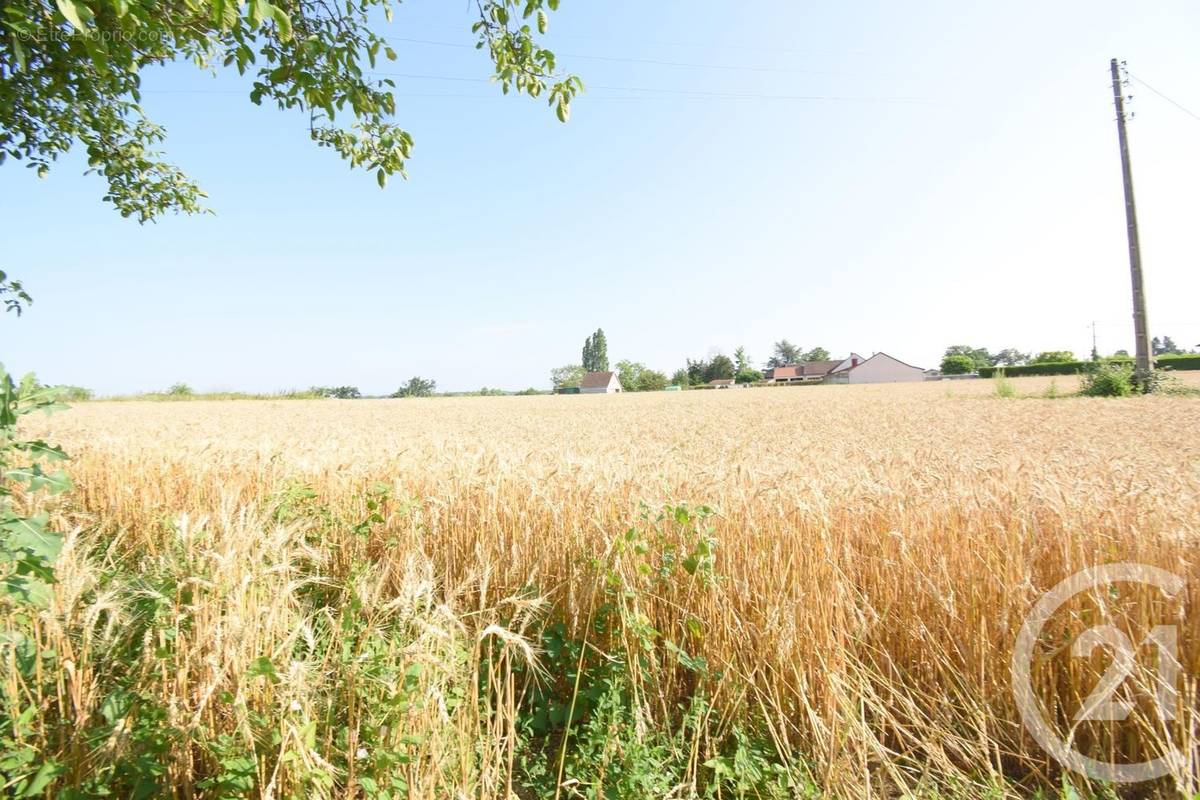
[{"x1": 15, "y1": 377, "x2": 1200, "y2": 797}]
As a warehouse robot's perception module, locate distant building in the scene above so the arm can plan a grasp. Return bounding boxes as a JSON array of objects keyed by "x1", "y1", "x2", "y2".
[
  {"x1": 708, "y1": 378, "x2": 736, "y2": 389},
  {"x1": 579, "y1": 371, "x2": 622, "y2": 394},
  {"x1": 826, "y1": 352, "x2": 925, "y2": 384},
  {"x1": 829, "y1": 353, "x2": 868, "y2": 374},
  {"x1": 765, "y1": 355, "x2": 864, "y2": 384}
]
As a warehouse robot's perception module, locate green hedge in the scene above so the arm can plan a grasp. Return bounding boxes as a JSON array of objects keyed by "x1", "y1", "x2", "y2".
[
  {"x1": 978, "y1": 354, "x2": 1200, "y2": 378},
  {"x1": 1158, "y1": 354, "x2": 1200, "y2": 370}
]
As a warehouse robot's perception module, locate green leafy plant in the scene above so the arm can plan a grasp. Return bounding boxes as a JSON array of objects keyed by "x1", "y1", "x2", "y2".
[
  {"x1": 1079, "y1": 362, "x2": 1133, "y2": 397},
  {"x1": 502, "y1": 504, "x2": 802, "y2": 798},
  {"x1": 0, "y1": 271, "x2": 32, "y2": 316},
  {"x1": 992, "y1": 371, "x2": 1016, "y2": 398},
  {"x1": 2, "y1": 0, "x2": 579, "y2": 220},
  {"x1": 940, "y1": 354, "x2": 975, "y2": 375},
  {"x1": 0, "y1": 367, "x2": 70, "y2": 609},
  {"x1": 0, "y1": 367, "x2": 71, "y2": 795}
]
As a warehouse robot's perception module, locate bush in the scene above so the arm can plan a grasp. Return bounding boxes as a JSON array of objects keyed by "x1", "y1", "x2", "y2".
[
  {"x1": 391, "y1": 378, "x2": 435, "y2": 398},
  {"x1": 1159, "y1": 354, "x2": 1200, "y2": 371},
  {"x1": 1080, "y1": 363, "x2": 1133, "y2": 397},
  {"x1": 979, "y1": 360, "x2": 1097, "y2": 378},
  {"x1": 1031, "y1": 350, "x2": 1075, "y2": 364},
  {"x1": 978, "y1": 354, "x2": 1200, "y2": 378},
  {"x1": 636, "y1": 370, "x2": 669, "y2": 392},
  {"x1": 166, "y1": 382, "x2": 193, "y2": 396},
  {"x1": 55, "y1": 385, "x2": 93, "y2": 401},
  {"x1": 735, "y1": 368, "x2": 763, "y2": 384},
  {"x1": 312, "y1": 386, "x2": 362, "y2": 399},
  {"x1": 940, "y1": 354, "x2": 974, "y2": 375}
]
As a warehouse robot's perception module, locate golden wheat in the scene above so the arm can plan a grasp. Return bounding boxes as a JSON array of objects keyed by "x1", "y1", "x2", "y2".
[{"x1": 18, "y1": 376, "x2": 1200, "y2": 797}]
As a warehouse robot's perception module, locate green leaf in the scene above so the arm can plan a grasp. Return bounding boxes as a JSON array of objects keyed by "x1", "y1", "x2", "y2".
[
  {"x1": 247, "y1": 655, "x2": 281, "y2": 684},
  {"x1": 20, "y1": 758, "x2": 62, "y2": 796},
  {"x1": 54, "y1": 0, "x2": 88, "y2": 31},
  {"x1": 5, "y1": 466, "x2": 72, "y2": 495},
  {"x1": 12, "y1": 38, "x2": 27, "y2": 71},
  {"x1": 1, "y1": 575, "x2": 53, "y2": 608},
  {"x1": 269, "y1": 4, "x2": 293, "y2": 41},
  {"x1": 376, "y1": 169, "x2": 387, "y2": 188},
  {"x1": 21, "y1": 440, "x2": 69, "y2": 462},
  {"x1": 99, "y1": 689, "x2": 133, "y2": 725},
  {"x1": 3, "y1": 513, "x2": 63, "y2": 562},
  {"x1": 248, "y1": 0, "x2": 266, "y2": 28},
  {"x1": 555, "y1": 100, "x2": 570, "y2": 123},
  {"x1": 537, "y1": 9, "x2": 548, "y2": 33}
]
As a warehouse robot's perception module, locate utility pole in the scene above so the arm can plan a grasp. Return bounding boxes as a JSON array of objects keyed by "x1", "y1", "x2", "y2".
[
  {"x1": 1091, "y1": 321, "x2": 1099, "y2": 361},
  {"x1": 1110, "y1": 58, "x2": 1153, "y2": 383}
]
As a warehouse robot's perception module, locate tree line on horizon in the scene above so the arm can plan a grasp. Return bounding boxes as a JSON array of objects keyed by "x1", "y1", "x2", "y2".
[
  {"x1": 939, "y1": 335, "x2": 1197, "y2": 375},
  {"x1": 49, "y1": 334, "x2": 1200, "y2": 400},
  {"x1": 551, "y1": 336, "x2": 835, "y2": 392}
]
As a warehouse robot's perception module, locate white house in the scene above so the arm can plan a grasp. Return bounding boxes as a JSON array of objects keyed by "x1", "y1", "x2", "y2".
[
  {"x1": 580, "y1": 370, "x2": 622, "y2": 394},
  {"x1": 826, "y1": 352, "x2": 925, "y2": 384},
  {"x1": 708, "y1": 378, "x2": 736, "y2": 389}
]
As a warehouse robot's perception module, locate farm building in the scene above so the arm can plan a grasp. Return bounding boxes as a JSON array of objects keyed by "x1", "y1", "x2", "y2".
[
  {"x1": 579, "y1": 371, "x2": 622, "y2": 394},
  {"x1": 826, "y1": 352, "x2": 925, "y2": 384},
  {"x1": 709, "y1": 378, "x2": 736, "y2": 389}
]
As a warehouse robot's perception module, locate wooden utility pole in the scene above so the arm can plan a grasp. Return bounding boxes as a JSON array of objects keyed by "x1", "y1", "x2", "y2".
[{"x1": 1110, "y1": 58, "x2": 1153, "y2": 382}]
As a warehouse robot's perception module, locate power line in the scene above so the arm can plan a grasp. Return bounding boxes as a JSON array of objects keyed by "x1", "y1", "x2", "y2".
[
  {"x1": 1128, "y1": 72, "x2": 1200, "y2": 123},
  {"x1": 383, "y1": 19, "x2": 858, "y2": 58},
  {"x1": 368, "y1": 70, "x2": 935, "y2": 104},
  {"x1": 385, "y1": 36, "x2": 840, "y2": 75}
]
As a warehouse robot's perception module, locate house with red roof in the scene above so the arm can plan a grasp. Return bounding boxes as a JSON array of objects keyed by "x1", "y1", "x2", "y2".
[{"x1": 579, "y1": 371, "x2": 622, "y2": 394}]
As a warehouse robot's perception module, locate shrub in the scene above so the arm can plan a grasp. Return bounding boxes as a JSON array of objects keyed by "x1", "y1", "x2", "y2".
[
  {"x1": 166, "y1": 382, "x2": 194, "y2": 396},
  {"x1": 735, "y1": 368, "x2": 763, "y2": 384},
  {"x1": 1140, "y1": 370, "x2": 1200, "y2": 396},
  {"x1": 992, "y1": 373, "x2": 1016, "y2": 398},
  {"x1": 1079, "y1": 363, "x2": 1133, "y2": 397},
  {"x1": 55, "y1": 385, "x2": 93, "y2": 401},
  {"x1": 391, "y1": 378, "x2": 435, "y2": 398},
  {"x1": 940, "y1": 354, "x2": 974, "y2": 375},
  {"x1": 1158, "y1": 354, "x2": 1200, "y2": 371},
  {"x1": 979, "y1": 354, "x2": 1200, "y2": 378},
  {"x1": 312, "y1": 386, "x2": 362, "y2": 399},
  {"x1": 1032, "y1": 350, "x2": 1075, "y2": 364},
  {"x1": 636, "y1": 369, "x2": 669, "y2": 392}
]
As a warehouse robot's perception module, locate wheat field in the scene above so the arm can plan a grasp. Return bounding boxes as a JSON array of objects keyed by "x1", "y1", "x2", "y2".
[{"x1": 12, "y1": 375, "x2": 1200, "y2": 798}]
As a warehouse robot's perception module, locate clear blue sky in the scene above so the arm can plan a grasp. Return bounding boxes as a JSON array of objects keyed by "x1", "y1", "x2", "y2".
[{"x1": 5, "y1": 0, "x2": 1199, "y2": 393}]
